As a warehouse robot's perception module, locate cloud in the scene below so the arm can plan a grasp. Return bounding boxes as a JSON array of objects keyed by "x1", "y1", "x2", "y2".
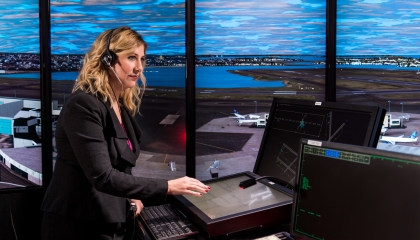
[{"x1": 362, "y1": 0, "x2": 390, "y2": 3}]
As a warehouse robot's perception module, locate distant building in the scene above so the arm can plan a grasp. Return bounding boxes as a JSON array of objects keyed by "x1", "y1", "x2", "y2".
[{"x1": 0, "y1": 97, "x2": 61, "y2": 187}]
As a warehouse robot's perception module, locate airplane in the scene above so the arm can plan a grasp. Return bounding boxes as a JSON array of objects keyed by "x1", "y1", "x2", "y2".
[
  {"x1": 229, "y1": 108, "x2": 260, "y2": 120},
  {"x1": 238, "y1": 119, "x2": 260, "y2": 126},
  {"x1": 379, "y1": 131, "x2": 418, "y2": 145},
  {"x1": 205, "y1": 160, "x2": 220, "y2": 171},
  {"x1": 381, "y1": 125, "x2": 387, "y2": 135}
]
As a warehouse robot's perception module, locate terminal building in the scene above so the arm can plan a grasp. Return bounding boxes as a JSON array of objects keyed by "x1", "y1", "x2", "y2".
[{"x1": 0, "y1": 98, "x2": 60, "y2": 188}]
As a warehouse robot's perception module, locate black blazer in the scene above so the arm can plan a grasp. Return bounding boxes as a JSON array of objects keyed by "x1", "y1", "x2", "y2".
[{"x1": 41, "y1": 90, "x2": 168, "y2": 223}]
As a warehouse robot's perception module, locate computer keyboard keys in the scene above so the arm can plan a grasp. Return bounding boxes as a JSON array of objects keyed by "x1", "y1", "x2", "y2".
[{"x1": 139, "y1": 204, "x2": 199, "y2": 240}]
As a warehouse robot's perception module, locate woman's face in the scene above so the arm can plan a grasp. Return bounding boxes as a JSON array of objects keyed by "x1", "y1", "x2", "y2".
[{"x1": 110, "y1": 44, "x2": 145, "y2": 90}]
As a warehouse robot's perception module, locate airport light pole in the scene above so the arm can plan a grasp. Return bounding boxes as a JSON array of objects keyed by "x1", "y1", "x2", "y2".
[
  {"x1": 400, "y1": 102, "x2": 404, "y2": 127},
  {"x1": 388, "y1": 100, "x2": 391, "y2": 113},
  {"x1": 14, "y1": 90, "x2": 16, "y2": 98},
  {"x1": 254, "y1": 100, "x2": 258, "y2": 114}
]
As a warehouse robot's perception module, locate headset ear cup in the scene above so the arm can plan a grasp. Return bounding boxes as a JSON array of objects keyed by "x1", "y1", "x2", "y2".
[
  {"x1": 101, "y1": 51, "x2": 117, "y2": 68},
  {"x1": 101, "y1": 53, "x2": 111, "y2": 67},
  {"x1": 108, "y1": 50, "x2": 117, "y2": 66},
  {"x1": 101, "y1": 29, "x2": 117, "y2": 68}
]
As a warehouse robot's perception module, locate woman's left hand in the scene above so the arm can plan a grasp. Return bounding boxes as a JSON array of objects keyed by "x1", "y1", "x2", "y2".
[{"x1": 131, "y1": 199, "x2": 144, "y2": 217}]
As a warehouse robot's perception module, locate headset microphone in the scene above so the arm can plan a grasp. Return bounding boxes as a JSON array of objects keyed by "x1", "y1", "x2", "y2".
[{"x1": 110, "y1": 66, "x2": 123, "y2": 92}]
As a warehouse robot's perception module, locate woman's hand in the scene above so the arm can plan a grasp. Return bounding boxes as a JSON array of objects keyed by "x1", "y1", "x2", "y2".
[
  {"x1": 167, "y1": 176, "x2": 211, "y2": 196},
  {"x1": 131, "y1": 199, "x2": 144, "y2": 217}
]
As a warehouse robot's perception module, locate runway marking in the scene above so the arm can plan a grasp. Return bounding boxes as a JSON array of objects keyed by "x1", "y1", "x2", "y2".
[
  {"x1": 200, "y1": 90, "x2": 215, "y2": 93},
  {"x1": 160, "y1": 115, "x2": 179, "y2": 126},
  {"x1": 196, "y1": 142, "x2": 236, "y2": 152},
  {"x1": 0, "y1": 181, "x2": 25, "y2": 187},
  {"x1": 175, "y1": 107, "x2": 183, "y2": 115},
  {"x1": 162, "y1": 107, "x2": 184, "y2": 127},
  {"x1": 162, "y1": 153, "x2": 168, "y2": 169},
  {"x1": 273, "y1": 91, "x2": 296, "y2": 94}
]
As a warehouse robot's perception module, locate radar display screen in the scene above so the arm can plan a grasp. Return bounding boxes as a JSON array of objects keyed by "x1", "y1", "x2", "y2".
[
  {"x1": 254, "y1": 98, "x2": 385, "y2": 186},
  {"x1": 183, "y1": 174, "x2": 292, "y2": 220}
]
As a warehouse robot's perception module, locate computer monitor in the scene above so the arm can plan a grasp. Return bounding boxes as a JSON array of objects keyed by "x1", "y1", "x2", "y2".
[
  {"x1": 253, "y1": 98, "x2": 386, "y2": 187},
  {"x1": 291, "y1": 139, "x2": 420, "y2": 239},
  {"x1": 172, "y1": 171, "x2": 293, "y2": 238}
]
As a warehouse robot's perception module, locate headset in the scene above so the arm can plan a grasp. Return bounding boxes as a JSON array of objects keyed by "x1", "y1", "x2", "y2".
[
  {"x1": 100, "y1": 29, "x2": 117, "y2": 68},
  {"x1": 100, "y1": 29, "x2": 124, "y2": 91}
]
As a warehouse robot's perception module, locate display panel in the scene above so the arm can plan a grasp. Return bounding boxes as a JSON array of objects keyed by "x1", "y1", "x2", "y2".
[
  {"x1": 290, "y1": 139, "x2": 420, "y2": 240},
  {"x1": 336, "y1": 0, "x2": 420, "y2": 155},
  {"x1": 194, "y1": 0, "x2": 327, "y2": 180},
  {"x1": 183, "y1": 174, "x2": 291, "y2": 220},
  {"x1": 0, "y1": 0, "x2": 43, "y2": 192},
  {"x1": 253, "y1": 98, "x2": 386, "y2": 186},
  {"x1": 50, "y1": 0, "x2": 187, "y2": 179},
  {"x1": 173, "y1": 172, "x2": 293, "y2": 237}
]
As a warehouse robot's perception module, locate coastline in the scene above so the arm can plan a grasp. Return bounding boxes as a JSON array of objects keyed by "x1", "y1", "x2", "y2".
[{"x1": 1, "y1": 67, "x2": 420, "y2": 104}]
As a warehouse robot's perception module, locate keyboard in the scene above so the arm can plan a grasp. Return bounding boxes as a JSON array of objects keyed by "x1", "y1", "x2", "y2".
[
  {"x1": 139, "y1": 203, "x2": 199, "y2": 240},
  {"x1": 255, "y1": 232, "x2": 295, "y2": 240}
]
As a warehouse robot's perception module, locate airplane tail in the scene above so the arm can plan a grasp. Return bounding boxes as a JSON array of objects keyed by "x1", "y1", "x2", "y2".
[
  {"x1": 410, "y1": 131, "x2": 417, "y2": 139},
  {"x1": 233, "y1": 108, "x2": 238, "y2": 114}
]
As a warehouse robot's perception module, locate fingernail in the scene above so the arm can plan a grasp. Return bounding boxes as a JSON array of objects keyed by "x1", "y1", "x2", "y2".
[
  {"x1": 200, "y1": 193, "x2": 203, "y2": 196},
  {"x1": 205, "y1": 189, "x2": 208, "y2": 192}
]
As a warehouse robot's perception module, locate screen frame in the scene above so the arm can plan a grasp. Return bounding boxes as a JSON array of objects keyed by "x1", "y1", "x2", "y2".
[
  {"x1": 290, "y1": 138, "x2": 420, "y2": 240},
  {"x1": 253, "y1": 97, "x2": 386, "y2": 178}
]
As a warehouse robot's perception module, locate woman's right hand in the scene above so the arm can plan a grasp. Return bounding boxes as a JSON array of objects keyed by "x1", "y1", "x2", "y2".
[{"x1": 167, "y1": 176, "x2": 210, "y2": 196}]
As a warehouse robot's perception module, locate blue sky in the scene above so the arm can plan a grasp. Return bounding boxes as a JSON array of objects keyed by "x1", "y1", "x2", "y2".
[
  {"x1": 0, "y1": 0, "x2": 40, "y2": 54},
  {"x1": 0, "y1": 0, "x2": 419, "y2": 56},
  {"x1": 195, "y1": 0, "x2": 326, "y2": 55},
  {"x1": 337, "y1": 0, "x2": 420, "y2": 55}
]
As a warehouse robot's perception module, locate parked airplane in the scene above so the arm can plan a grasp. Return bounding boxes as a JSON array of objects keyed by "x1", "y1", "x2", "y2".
[
  {"x1": 379, "y1": 131, "x2": 418, "y2": 145},
  {"x1": 381, "y1": 125, "x2": 387, "y2": 135},
  {"x1": 205, "y1": 160, "x2": 220, "y2": 171},
  {"x1": 229, "y1": 108, "x2": 260, "y2": 120}
]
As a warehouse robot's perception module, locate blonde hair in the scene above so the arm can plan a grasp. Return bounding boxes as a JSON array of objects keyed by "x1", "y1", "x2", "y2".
[{"x1": 73, "y1": 26, "x2": 147, "y2": 115}]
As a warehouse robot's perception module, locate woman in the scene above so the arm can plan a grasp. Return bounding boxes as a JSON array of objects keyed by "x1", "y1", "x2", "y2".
[{"x1": 41, "y1": 26, "x2": 210, "y2": 239}]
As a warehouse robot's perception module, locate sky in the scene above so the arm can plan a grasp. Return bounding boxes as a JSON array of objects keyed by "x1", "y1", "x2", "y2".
[
  {"x1": 337, "y1": 0, "x2": 420, "y2": 55},
  {"x1": 0, "y1": 0, "x2": 40, "y2": 54},
  {"x1": 0, "y1": 0, "x2": 419, "y2": 56}
]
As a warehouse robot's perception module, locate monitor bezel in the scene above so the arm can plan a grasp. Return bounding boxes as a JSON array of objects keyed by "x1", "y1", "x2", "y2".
[
  {"x1": 253, "y1": 98, "x2": 386, "y2": 177},
  {"x1": 289, "y1": 138, "x2": 420, "y2": 240}
]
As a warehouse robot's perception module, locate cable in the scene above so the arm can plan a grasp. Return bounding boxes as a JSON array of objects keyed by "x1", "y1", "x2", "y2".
[
  {"x1": 109, "y1": 66, "x2": 123, "y2": 92},
  {"x1": 8, "y1": 194, "x2": 18, "y2": 240},
  {"x1": 129, "y1": 217, "x2": 135, "y2": 240}
]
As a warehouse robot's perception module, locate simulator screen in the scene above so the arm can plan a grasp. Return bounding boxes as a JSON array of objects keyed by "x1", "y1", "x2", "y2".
[{"x1": 183, "y1": 174, "x2": 292, "y2": 220}]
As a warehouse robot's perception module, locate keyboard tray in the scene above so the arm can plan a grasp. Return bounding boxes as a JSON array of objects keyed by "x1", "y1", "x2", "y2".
[{"x1": 140, "y1": 204, "x2": 199, "y2": 240}]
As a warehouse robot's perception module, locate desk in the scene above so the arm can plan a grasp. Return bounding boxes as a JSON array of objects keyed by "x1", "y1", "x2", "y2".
[{"x1": 137, "y1": 218, "x2": 290, "y2": 240}]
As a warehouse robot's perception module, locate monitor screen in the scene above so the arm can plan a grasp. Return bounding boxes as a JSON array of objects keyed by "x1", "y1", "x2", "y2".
[
  {"x1": 291, "y1": 139, "x2": 420, "y2": 240},
  {"x1": 183, "y1": 174, "x2": 292, "y2": 220},
  {"x1": 172, "y1": 172, "x2": 293, "y2": 237},
  {"x1": 253, "y1": 98, "x2": 386, "y2": 187}
]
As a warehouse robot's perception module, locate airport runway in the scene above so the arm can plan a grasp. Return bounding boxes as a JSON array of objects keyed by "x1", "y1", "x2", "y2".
[{"x1": 132, "y1": 95, "x2": 420, "y2": 181}]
